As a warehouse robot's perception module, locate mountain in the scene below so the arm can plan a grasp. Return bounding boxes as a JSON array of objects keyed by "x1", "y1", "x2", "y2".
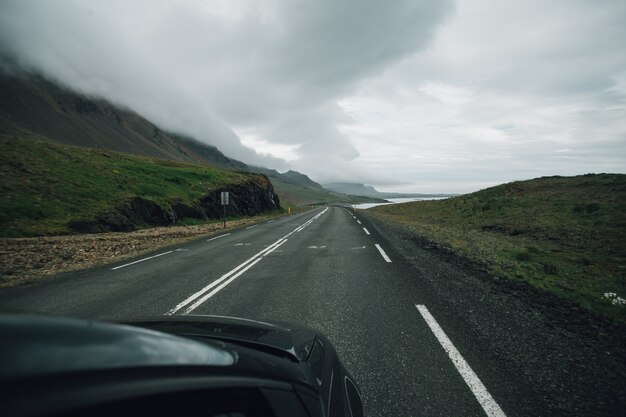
[
  {"x1": 0, "y1": 69, "x2": 376, "y2": 207},
  {"x1": 0, "y1": 70, "x2": 247, "y2": 171},
  {"x1": 324, "y1": 182, "x2": 455, "y2": 198},
  {"x1": 323, "y1": 183, "x2": 380, "y2": 197},
  {"x1": 281, "y1": 170, "x2": 324, "y2": 190},
  {"x1": 251, "y1": 167, "x2": 323, "y2": 190}
]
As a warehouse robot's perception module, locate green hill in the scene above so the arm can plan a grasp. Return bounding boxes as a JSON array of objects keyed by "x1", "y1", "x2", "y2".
[
  {"x1": 366, "y1": 174, "x2": 626, "y2": 322},
  {"x1": 0, "y1": 137, "x2": 279, "y2": 237}
]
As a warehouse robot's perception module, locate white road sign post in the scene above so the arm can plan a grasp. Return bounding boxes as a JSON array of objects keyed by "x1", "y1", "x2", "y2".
[{"x1": 220, "y1": 191, "x2": 229, "y2": 228}]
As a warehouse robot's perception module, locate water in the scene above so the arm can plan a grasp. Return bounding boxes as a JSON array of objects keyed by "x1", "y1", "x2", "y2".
[{"x1": 352, "y1": 196, "x2": 449, "y2": 210}]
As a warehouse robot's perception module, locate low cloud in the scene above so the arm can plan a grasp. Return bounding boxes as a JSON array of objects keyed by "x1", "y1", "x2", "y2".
[
  {"x1": 0, "y1": 0, "x2": 452, "y2": 180},
  {"x1": 1, "y1": 0, "x2": 624, "y2": 193}
]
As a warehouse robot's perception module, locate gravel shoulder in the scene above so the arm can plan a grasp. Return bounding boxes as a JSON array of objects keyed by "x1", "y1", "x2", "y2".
[
  {"x1": 360, "y1": 210, "x2": 626, "y2": 416},
  {"x1": 0, "y1": 215, "x2": 278, "y2": 288}
]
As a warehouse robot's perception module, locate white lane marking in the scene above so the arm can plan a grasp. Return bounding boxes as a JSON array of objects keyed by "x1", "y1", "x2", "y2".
[
  {"x1": 363, "y1": 227, "x2": 370, "y2": 235},
  {"x1": 356, "y1": 220, "x2": 362, "y2": 224},
  {"x1": 168, "y1": 238, "x2": 286, "y2": 315},
  {"x1": 233, "y1": 243, "x2": 251, "y2": 246},
  {"x1": 246, "y1": 224, "x2": 259, "y2": 229},
  {"x1": 264, "y1": 239, "x2": 288, "y2": 256},
  {"x1": 167, "y1": 208, "x2": 328, "y2": 314},
  {"x1": 374, "y1": 244, "x2": 392, "y2": 263},
  {"x1": 267, "y1": 220, "x2": 275, "y2": 223},
  {"x1": 182, "y1": 258, "x2": 263, "y2": 313},
  {"x1": 207, "y1": 233, "x2": 230, "y2": 242},
  {"x1": 175, "y1": 249, "x2": 189, "y2": 252},
  {"x1": 350, "y1": 246, "x2": 366, "y2": 250},
  {"x1": 308, "y1": 245, "x2": 327, "y2": 249},
  {"x1": 111, "y1": 251, "x2": 173, "y2": 270},
  {"x1": 415, "y1": 305, "x2": 507, "y2": 417}
]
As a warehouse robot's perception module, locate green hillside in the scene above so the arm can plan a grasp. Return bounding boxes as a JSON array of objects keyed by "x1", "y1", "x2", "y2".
[
  {"x1": 367, "y1": 174, "x2": 626, "y2": 322},
  {"x1": 271, "y1": 177, "x2": 384, "y2": 209},
  {"x1": 0, "y1": 137, "x2": 266, "y2": 237}
]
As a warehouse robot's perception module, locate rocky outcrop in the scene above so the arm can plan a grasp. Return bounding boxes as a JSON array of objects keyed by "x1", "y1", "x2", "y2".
[
  {"x1": 68, "y1": 176, "x2": 280, "y2": 234},
  {"x1": 199, "y1": 180, "x2": 280, "y2": 218}
]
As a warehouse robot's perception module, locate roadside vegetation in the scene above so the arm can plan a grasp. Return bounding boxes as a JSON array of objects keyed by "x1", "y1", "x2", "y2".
[
  {"x1": 271, "y1": 177, "x2": 383, "y2": 210},
  {"x1": 366, "y1": 174, "x2": 626, "y2": 323},
  {"x1": 0, "y1": 137, "x2": 260, "y2": 237}
]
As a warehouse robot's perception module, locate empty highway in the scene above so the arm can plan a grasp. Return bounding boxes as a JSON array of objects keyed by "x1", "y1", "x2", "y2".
[{"x1": 0, "y1": 207, "x2": 623, "y2": 416}]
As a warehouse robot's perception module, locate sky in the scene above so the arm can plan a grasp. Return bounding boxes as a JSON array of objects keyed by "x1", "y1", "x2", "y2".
[{"x1": 0, "y1": 0, "x2": 625, "y2": 193}]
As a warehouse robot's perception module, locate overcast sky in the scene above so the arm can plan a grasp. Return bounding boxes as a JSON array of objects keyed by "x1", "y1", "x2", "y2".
[{"x1": 1, "y1": 0, "x2": 625, "y2": 193}]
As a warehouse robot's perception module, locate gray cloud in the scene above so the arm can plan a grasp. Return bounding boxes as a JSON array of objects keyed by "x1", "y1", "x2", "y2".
[
  {"x1": 1, "y1": 0, "x2": 624, "y2": 193},
  {"x1": 0, "y1": 0, "x2": 452, "y2": 179}
]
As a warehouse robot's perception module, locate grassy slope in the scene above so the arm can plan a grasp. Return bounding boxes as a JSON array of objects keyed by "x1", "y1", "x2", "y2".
[
  {"x1": 272, "y1": 178, "x2": 384, "y2": 209},
  {"x1": 0, "y1": 137, "x2": 255, "y2": 237},
  {"x1": 366, "y1": 174, "x2": 626, "y2": 322}
]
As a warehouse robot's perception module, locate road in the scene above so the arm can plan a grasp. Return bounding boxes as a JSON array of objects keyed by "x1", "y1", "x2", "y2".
[{"x1": 0, "y1": 206, "x2": 623, "y2": 416}]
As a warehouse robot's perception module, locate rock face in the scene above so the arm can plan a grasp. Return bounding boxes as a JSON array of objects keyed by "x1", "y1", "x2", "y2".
[{"x1": 68, "y1": 177, "x2": 280, "y2": 233}]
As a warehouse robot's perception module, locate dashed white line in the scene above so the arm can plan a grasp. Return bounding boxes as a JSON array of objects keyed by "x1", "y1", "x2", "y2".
[
  {"x1": 111, "y1": 251, "x2": 174, "y2": 270},
  {"x1": 363, "y1": 227, "x2": 370, "y2": 235},
  {"x1": 356, "y1": 220, "x2": 362, "y2": 224},
  {"x1": 167, "y1": 207, "x2": 328, "y2": 315},
  {"x1": 207, "y1": 233, "x2": 230, "y2": 242},
  {"x1": 246, "y1": 224, "x2": 259, "y2": 229},
  {"x1": 374, "y1": 244, "x2": 392, "y2": 263},
  {"x1": 415, "y1": 305, "x2": 507, "y2": 417}
]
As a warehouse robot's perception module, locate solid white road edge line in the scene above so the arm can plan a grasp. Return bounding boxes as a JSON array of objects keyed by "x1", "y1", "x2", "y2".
[
  {"x1": 167, "y1": 207, "x2": 328, "y2": 315},
  {"x1": 363, "y1": 227, "x2": 370, "y2": 235},
  {"x1": 246, "y1": 224, "x2": 259, "y2": 229},
  {"x1": 207, "y1": 233, "x2": 231, "y2": 242},
  {"x1": 111, "y1": 251, "x2": 174, "y2": 270},
  {"x1": 374, "y1": 244, "x2": 392, "y2": 263},
  {"x1": 415, "y1": 305, "x2": 507, "y2": 417}
]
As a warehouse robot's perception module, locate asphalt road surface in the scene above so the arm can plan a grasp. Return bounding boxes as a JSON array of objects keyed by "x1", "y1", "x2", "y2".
[{"x1": 0, "y1": 207, "x2": 623, "y2": 416}]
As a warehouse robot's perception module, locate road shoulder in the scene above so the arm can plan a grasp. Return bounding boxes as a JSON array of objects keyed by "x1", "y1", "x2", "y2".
[{"x1": 359, "y1": 209, "x2": 626, "y2": 416}]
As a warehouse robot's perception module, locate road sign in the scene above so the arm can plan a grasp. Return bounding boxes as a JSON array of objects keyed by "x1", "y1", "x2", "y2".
[{"x1": 220, "y1": 192, "x2": 229, "y2": 229}]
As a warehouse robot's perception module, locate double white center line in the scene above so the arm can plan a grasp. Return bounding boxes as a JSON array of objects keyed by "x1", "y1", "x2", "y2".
[{"x1": 167, "y1": 208, "x2": 328, "y2": 315}]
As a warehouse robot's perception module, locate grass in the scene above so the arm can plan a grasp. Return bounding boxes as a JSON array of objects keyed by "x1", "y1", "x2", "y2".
[
  {"x1": 0, "y1": 136, "x2": 258, "y2": 237},
  {"x1": 271, "y1": 177, "x2": 383, "y2": 209},
  {"x1": 366, "y1": 174, "x2": 626, "y2": 323}
]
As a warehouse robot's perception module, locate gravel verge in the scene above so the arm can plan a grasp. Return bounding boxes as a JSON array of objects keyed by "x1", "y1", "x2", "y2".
[{"x1": 0, "y1": 216, "x2": 275, "y2": 288}]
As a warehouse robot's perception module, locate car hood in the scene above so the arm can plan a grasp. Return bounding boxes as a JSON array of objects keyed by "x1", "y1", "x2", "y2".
[
  {"x1": 121, "y1": 314, "x2": 318, "y2": 362},
  {"x1": 0, "y1": 315, "x2": 236, "y2": 380}
]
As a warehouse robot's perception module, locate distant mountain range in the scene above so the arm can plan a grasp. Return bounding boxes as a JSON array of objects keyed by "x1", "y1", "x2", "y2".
[
  {"x1": 323, "y1": 182, "x2": 456, "y2": 199},
  {"x1": 0, "y1": 69, "x2": 367, "y2": 206}
]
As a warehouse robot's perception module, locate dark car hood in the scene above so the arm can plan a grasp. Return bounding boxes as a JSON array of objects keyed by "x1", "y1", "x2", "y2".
[
  {"x1": 0, "y1": 314, "x2": 319, "y2": 386},
  {"x1": 0, "y1": 315, "x2": 235, "y2": 380},
  {"x1": 121, "y1": 314, "x2": 318, "y2": 362}
]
